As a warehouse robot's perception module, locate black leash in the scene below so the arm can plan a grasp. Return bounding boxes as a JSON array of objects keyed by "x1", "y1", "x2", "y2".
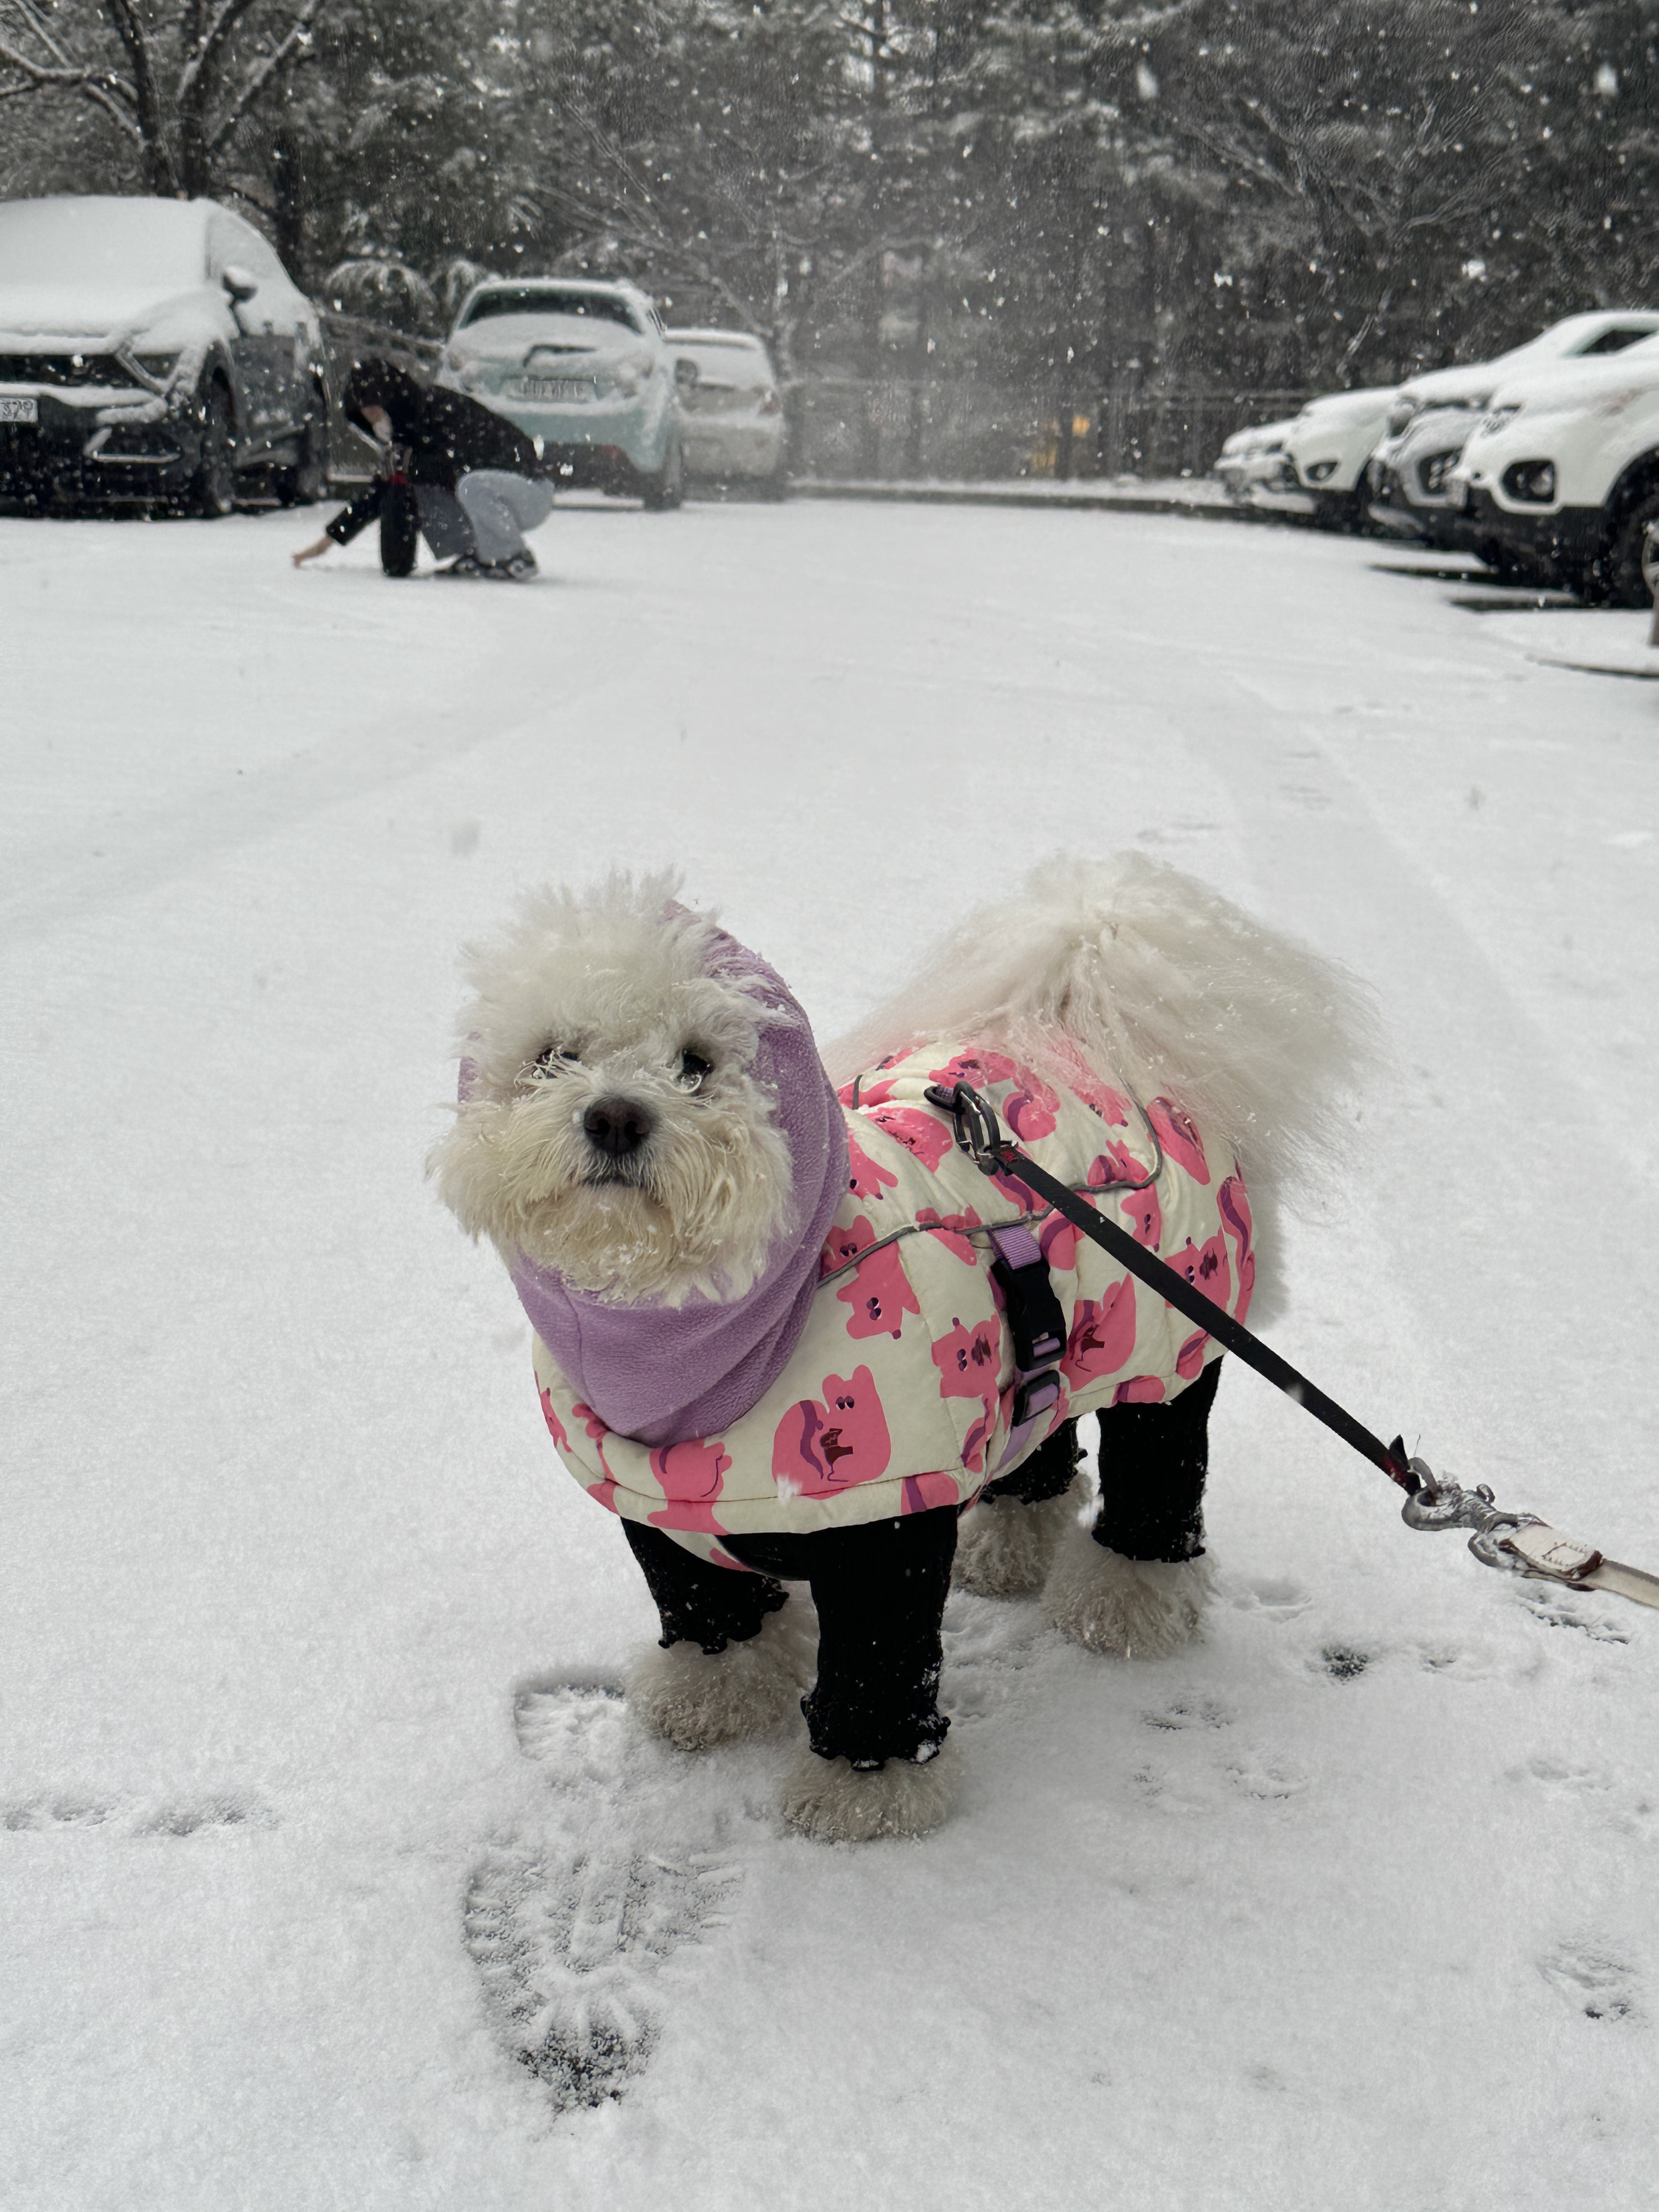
[{"x1": 924, "y1": 1081, "x2": 1419, "y2": 1495}]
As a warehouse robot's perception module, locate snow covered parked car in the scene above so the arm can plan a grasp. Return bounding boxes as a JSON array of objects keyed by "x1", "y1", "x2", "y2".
[
  {"x1": 0, "y1": 195, "x2": 327, "y2": 516},
  {"x1": 1447, "y1": 334, "x2": 1659, "y2": 601},
  {"x1": 1367, "y1": 312, "x2": 1659, "y2": 548},
  {"x1": 664, "y1": 329, "x2": 786, "y2": 492},
  {"x1": 441, "y1": 279, "x2": 685, "y2": 509},
  {"x1": 1275, "y1": 385, "x2": 1399, "y2": 531},
  {"x1": 1214, "y1": 416, "x2": 1300, "y2": 505}
]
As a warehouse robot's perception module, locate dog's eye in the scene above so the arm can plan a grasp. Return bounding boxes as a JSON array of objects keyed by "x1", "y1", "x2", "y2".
[
  {"x1": 677, "y1": 1048, "x2": 714, "y2": 1093},
  {"x1": 530, "y1": 1042, "x2": 582, "y2": 1077}
]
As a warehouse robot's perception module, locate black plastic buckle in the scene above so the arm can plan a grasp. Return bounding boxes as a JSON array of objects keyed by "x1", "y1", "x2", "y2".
[
  {"x1": 989, "y1": 1253, "x2": 1068, "y2": 1370},
  {"x1": 1012, "y1": 1370, "x2": 1062, "y2": 1426}
]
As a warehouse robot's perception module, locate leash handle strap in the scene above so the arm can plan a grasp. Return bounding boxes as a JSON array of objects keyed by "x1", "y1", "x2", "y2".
[{"x1": 925, "y1": 1082, "x2": 1416, "y2": 1493}]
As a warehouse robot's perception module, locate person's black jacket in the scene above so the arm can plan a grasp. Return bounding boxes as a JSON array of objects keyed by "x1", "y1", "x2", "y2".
[{"x1": 325, "y1": 359, "x2": 540, "y2": 546}]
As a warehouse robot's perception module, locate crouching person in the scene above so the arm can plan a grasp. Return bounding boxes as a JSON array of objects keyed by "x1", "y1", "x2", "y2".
[{"x1": 291, "y1": 360, "x2": 552, "y2": 580}]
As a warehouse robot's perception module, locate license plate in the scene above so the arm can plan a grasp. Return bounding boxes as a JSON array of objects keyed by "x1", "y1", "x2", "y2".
[
  {"x1": 0, "y1": 396, "x2": 39, "y2": 424},
  {"x1": 504, "y1": 377, "x2": 592, "y2": 403}
]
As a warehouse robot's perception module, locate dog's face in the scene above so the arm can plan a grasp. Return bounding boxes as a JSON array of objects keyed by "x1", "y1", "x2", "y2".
[{"x1": 431, "y1": 882, "x2": 795, "y2": 1306}]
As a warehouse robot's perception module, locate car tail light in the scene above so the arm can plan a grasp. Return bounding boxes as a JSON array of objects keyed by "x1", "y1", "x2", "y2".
[{"x1": 758, "y1": 386, "x2": 782, "y2": 415}]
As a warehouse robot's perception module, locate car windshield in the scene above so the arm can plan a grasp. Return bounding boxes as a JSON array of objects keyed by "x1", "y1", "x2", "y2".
[
  {"x1": 0, "y1": 197, "x2": 206, "y2": 290},
  {"x1": 460, "y1": 288, "x2": 642, "y2": 335},
  {"x1": 677, "y1": 346, "x2": 770, "y2": 386},
  {"x1": 1578, "y1": 325, "x2": 1656, "y2": 357}
]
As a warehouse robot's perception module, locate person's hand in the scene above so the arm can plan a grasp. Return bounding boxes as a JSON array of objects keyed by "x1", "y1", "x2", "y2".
[{"x1": 292, "y1": 536, "x2": 332, "y2": 568}]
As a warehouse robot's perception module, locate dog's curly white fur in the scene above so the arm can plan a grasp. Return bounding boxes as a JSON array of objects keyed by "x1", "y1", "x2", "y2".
[
  {"x1": 953, "y1": 1488, "x2": 1077, "y2": 1599},
  {"x1": 780, "y1": 1742, "x2": 962, "y2": 1843},
  {"x1": 1042, "y1": 1519, "x2": 1215, "y2": 1658},
  {"x1": 625, "y1": 1600, "x2": 817, "y2": 1751},
  {"x1": 430, "y1": 874, "x2": 795, "y2": 1305}
]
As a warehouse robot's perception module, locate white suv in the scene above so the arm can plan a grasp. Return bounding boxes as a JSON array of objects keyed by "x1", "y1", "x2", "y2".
[
  {"x1": 1368, "y1": 312, "x2": 1659, "y2": 548},
  {"x1": 1272, "y1": 386, "x2": 1399, "y2": 531},
  {"x1": 1447, "y1": 334, "x2": 1659, "y2": 601}
]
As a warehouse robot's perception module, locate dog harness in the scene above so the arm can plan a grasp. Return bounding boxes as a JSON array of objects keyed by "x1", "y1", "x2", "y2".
[{"x1": 531, "y1": 1040, "x2": 1255, "y2": 1568}]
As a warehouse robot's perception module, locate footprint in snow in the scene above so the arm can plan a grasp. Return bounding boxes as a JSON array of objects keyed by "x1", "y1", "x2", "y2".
[
  {"x1": 464, "y1": 1681, "x2": 744, "y2": 2114},
  {"x1": 1538, "y1": 1940, "x2": 1645, "y2": 2024},
  {"x1": 2, "y1": 1791, "x2": 272, "y2": 1835}
]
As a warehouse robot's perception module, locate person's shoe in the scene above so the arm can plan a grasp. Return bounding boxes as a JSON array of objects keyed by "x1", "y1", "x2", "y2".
[
  {"x1": 501, "y1": 550, "x2": 539, "y2": 580},
  {"x1": 437, "y1": 554, "x2": 485, "y2": 578}
]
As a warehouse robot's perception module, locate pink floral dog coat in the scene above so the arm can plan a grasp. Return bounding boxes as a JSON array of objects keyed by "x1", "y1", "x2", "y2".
[{"x1": 532, "y1": 1040, "x2": 1256, "y2": 1568}]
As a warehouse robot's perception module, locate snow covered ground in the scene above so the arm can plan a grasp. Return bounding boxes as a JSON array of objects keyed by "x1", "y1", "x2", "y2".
[{"x1": 3, "y1": 497, "x2": 1657, "y2": 2211}]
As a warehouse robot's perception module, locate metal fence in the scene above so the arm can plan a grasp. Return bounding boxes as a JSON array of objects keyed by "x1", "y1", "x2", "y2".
[{"x1": 788, "y1": 378, "x2": 1312, "y2": 483}]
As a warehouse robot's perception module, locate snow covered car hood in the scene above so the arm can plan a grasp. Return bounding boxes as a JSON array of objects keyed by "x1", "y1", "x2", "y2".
[{"x1": 1292, "y1": 386, "x2": 1398, "y2": 431}]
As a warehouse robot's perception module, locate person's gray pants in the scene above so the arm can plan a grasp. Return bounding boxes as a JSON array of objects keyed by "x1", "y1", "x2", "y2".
[{"x1": 455, "y1": 471, "x2": 554, "y2": 563}]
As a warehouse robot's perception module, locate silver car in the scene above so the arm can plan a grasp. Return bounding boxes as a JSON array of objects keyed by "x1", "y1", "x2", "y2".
[
  {"x1": 665, "y1": 329, "x2": 786, "y2": 493},
  {"x1": 442, "y1": 279, "x2": 685, "y2": 509},
  {"x1": 0, "y1": 194, "x2": 327, "y2": 516}
]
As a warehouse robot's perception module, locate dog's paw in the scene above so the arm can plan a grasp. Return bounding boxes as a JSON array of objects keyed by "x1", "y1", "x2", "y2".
[
  {"x1": 625, "y1": 1599, "x2": 816, "y2": 1752},
  {"x1": 953, "y1": 1489, "x2": 1075, "y2": 1599},
  {"x1": 1042, "y1": 1526, "x2": 1213, "y2": 1658},
  {"x1": 779, "y1": 1741, "x2": 961, "y2": 1843}
]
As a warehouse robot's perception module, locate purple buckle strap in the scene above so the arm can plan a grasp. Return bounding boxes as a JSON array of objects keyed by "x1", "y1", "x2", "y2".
[{"x1": 986, "y1": 1221, "x2": 1068, "y2": 1474}]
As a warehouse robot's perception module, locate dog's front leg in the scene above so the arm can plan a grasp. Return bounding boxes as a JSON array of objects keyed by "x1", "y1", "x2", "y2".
[
  {"x1": 620, "y1": 1522, "x2": 815, "y2": 1750},
  {"x1": 778, "y1": 1505, "x2": 962, "y2": 1842}
]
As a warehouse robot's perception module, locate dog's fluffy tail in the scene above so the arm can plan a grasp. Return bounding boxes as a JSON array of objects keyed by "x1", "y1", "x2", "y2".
[{"x1": 826, "y1": 851, "x2": 1379, "y2": 1229}]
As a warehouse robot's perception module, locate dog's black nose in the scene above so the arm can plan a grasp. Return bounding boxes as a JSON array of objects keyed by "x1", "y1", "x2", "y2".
[{"x1": 583, "y1": 1097, "x2": 653, "y2": 1157}]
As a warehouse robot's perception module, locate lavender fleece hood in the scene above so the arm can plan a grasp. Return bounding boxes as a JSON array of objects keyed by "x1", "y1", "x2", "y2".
[{"x1": 479, "y1": 928, "x2": 849, "y2": 1449}]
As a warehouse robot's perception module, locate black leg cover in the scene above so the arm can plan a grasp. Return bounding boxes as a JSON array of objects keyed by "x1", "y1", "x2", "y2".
[
  {"x1": 622, "y1": 1520, "x2": 787, "y2": 1656},
  {"x1": 1093, "y1": 1357, "x2": 1222, "y2": 1563},
  {"x1": 981, "y1": 1417, "x2": 1084, "y2": 1507},
  {"x1": 725, "y1": 1505, "x2": 960, "y2": 1770}
]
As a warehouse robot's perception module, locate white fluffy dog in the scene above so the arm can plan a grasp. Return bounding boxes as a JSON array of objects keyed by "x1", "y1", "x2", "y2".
[{"x1": 432, "y1": 855, "x2": 1373, "y2": 1841}]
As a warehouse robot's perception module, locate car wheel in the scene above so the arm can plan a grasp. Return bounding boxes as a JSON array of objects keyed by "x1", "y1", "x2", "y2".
[
  {"x1": 1603, "y1": 490, "x2": 1659, "y2": 610},
  {"x1": 189, "y1": 381, "x2": 236, "y2": 518},
  {"x1": 379, "y1": 483, "x2": 420, "y2": 575},
  {"x1": 273, "y1": 389, "x2": 329, "y2": 507},
  {"x1": 640, "y1": 434, "x2": 685, "y2": 511}
]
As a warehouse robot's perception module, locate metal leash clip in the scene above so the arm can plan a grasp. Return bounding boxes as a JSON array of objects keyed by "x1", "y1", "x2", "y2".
[
  {"x1": 1400, "y1": 1457, "x2": 1601, "y2": 1588},
  {"x1": 924, "y1": 1081, "x2": 1008, "y2": 1176}
]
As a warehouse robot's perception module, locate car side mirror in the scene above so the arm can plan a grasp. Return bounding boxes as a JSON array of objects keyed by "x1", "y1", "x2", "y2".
[
  {"x1": 674, "y1": 357, "x2": 700, "y2": 392},
  {"x1": 221, "y1": 266, "x2": 260, "y2": 304}
]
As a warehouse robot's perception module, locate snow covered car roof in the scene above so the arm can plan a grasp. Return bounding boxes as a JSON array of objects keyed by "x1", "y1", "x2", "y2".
[
  {"x1": 1393, "y1": 312, "x2": 1659, "y2": 414},
  {"x1": 0, "y1": 195, "x2": 213, "y2": 341},
  {"x1": 665, "y1": 330, "x2": 776, "y2": 386},
  {"x1": 1477, "y1": 327, "x2": 1659, "y2": 415},
  {"x1": 0, "y1": 193, "x2": 307, "y2": 357}
]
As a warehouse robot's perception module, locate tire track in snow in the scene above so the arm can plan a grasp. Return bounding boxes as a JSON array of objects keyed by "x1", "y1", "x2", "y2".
[{"x1": 0, "y1": 597, "x2": 652, "y2": 952}]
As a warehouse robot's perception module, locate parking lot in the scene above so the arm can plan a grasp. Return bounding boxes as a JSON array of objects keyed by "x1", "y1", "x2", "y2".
[{"x1": 5, "y1": 496, "x2": 1658, "y2": 2210}]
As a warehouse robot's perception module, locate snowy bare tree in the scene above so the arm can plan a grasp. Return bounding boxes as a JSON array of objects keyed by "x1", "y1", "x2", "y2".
[{"x1": 0, "y1": 0, "x2": 331, "y2": 198}]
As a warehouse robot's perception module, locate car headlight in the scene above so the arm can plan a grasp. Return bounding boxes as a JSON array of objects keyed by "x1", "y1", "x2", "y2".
[
  {"x1": 1502, "y1": 459, "x2": 1556, "y2": 505},
  {"x1": 1476, "y1": 404, "x2": 1521, "y2": 438},
  {"x1": 1304, "y1": 459, "x2": 1339, "y2": 483}
]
